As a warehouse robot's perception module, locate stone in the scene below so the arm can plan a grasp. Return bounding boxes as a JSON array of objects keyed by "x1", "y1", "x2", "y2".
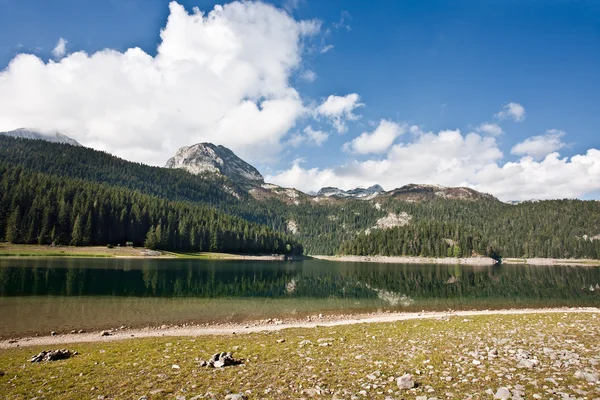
[
  {"x1": 172, "y1": 364, "x2": 180, "y2": 370},
  {"x1": 494, "y1": 387, "x2": 511, "y2": 399},
  {"x1": 396, "y1": 373, "x2": 416, "y2": 389},
  {"x1": 29, "y1": 349, "x2": 77, "y2": 363},
  {"x1": 100, "y1": 331, "x2": 111, "y2": 337},
  {"x1": 224, "y1": 395, "x2": 247, "y2": 400},
  {"x1": 200, "y1": 351, "x2": 242, "y2": 368},
  {"x1": 574, "y1": 370, "x2": 599, "y2": 383}
]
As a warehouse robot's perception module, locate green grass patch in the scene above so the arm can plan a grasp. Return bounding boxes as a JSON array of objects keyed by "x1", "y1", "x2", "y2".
[{"x1": 1, "y1": 312, "x2": 598, "y2": 399}]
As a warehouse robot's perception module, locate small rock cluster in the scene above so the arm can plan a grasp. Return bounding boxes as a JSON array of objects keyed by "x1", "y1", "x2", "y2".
[
  {"x1": 29, "y1": 349, "x2": 77, "y2": 363},
  {"x1": 199, "y1": 352, "x2": 243, "y2": 368}
]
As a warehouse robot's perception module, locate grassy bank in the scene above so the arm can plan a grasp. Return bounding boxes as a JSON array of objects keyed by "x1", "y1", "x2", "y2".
[
  {"x1": 0, "y1": 244, "x2": 291, "y2": 260},
  {"x1": 1, "y1": 312, "x2": 598, "y2": 399},
  {"x1": 0, "y1": 243, "x2": 162, "y2": 258}
]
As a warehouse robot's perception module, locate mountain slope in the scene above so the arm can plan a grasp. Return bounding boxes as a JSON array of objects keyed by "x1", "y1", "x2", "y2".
[
  {"x1": 1, "y1": 136, "x2": 599, "y2": 259},
  {"x1": 166, "y1": 143, "x2": 263, "y2": 187},
  {"x1": 0, "y1": 128, "x2": 81, "y2": 146}
]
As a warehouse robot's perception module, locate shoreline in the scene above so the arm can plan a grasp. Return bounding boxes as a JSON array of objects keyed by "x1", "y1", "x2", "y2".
[
  {"x1": 311, "y1": 254, "x2": 499, "y2": 265},
  {"x1": 312, "y1": 254, "x2": 600, "y2": 266},
  {"x1": 2, "y1": 306, "x2": 598, "y2": 349},
  {"x1": 1, "y1": 244, "x2": 598, "y2": 265}
]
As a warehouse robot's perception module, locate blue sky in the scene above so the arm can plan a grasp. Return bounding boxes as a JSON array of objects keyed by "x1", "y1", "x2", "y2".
[{"x1": 0, "y1": 0, "x2": 599, "y2": 200}]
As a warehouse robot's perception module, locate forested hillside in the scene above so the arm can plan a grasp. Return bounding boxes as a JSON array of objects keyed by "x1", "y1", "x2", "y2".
[
  {"x1": 1, "y1": 136, "x2": 599, "y2": 259},
  {"x1": 0, "y1": 164, "x2": 302, "y2": 255},
  {"x1": 339, "y1": 199, "x2": 600, "y2": 259}
]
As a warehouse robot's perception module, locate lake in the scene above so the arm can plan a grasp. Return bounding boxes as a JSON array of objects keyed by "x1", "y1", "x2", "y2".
[{"x1": 0, "y1": 258, "x2": 598, "y2": 338}]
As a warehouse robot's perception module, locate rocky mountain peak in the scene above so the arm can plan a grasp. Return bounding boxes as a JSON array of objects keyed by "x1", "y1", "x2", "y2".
[
  {"x1": 0, "y1": 128, "x2": 81, "y2": 146},
  {"x1": 317, "y1": 184, "x2": 385, "y2": 199},
  {"x1": 165, "y1": 142, "x2": 264, "y2": 185}
]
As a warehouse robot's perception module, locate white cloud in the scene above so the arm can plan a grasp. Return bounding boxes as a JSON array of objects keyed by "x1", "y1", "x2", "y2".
[
  {"x1": 495, "y1": 102, "x2": 526, "y2": 122},
  {"x1": 267, "y1": 128, "x2": 600, "y2": 201},
  {"x1": 288, "y1": 125, "x2": 328, "y2": 147},
  {"x1": 343, "y1": 119, "x2": 405, "y2": 154},
  {"x1": 476, "y1": 123, "x2": 503, "y2": 136},
  {"x1": 52, "y1": 38, "x2": 68, "y2": 58},
  {"x1": 0, "y1": 1, "x2": 321, "y2": 165},
  {"x1": 299, "y1": 69, "x2": 316, "y2": 82},
  {"x1": 511, "y1": 129, "x2": 566, "y2": 160},
  {"x1": 320, "y1": 44, "x2": 334, "y2": 53},
  {"x1": 333, "y1": 10, "x2": 351, "y2": 31},
  {"x1": 316, "y1": 93, "x2": 363, "y2": 133},
  {"x1": 472, "y1": 149, "x2": 600, "y2": 201}
]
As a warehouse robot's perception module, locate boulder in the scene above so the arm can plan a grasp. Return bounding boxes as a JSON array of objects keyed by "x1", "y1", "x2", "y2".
[
  {"x1": 396, "y1": 373, "x2": 416, "y2": 389},
  {"x1": 29, "y1": 349, "x2": 77, "y2": 363}
]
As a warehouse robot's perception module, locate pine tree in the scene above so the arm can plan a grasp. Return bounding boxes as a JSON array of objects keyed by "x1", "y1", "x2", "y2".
[
  {"x1": 71, "y1": 214, "x2": 83, "y2": 246},
  {"x1": 5, "y1": 206, "x2": 21, "y2": 243},
  {"x1": 144, "y1": 225, "x2": 157, "y2": 249}
]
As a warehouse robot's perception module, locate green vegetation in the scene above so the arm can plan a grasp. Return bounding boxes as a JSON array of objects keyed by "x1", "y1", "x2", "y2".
[
  {"x1": 0, "y1": 313, "x2": 598, "y2": 399},
  {"x1": 1, "y1": 136, "x2": 600, "y2": 258},
  {"x1": 0, "y1": 164, "x2": 302, "y2": 255}
]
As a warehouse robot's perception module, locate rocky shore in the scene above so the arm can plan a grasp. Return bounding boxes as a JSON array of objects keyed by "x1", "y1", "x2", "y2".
[
  {"x1": 313, "y1": 255, "x2": 499, "y2": 265},
  {"x1": 1, "y1": 310, "x2": 598, "y2": 399}
]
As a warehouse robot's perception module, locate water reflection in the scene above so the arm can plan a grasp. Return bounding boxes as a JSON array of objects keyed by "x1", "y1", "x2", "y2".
[{"x1": 0, "y1": 258, "x2": 598, "y2": 303}]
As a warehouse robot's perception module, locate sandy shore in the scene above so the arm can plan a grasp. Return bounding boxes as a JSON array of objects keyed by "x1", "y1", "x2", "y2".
[
  {"x1": 312, "y1": 254, "x2": 498, "y2": 265},
  {"x1": 503, "y1": 257, "x2": 600, "y2": 266},
  {"x1": 2, "y1": 307, "x2": 597, "y2": 349}
]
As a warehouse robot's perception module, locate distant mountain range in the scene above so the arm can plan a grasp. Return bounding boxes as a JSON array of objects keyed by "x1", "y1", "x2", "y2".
[
  {"x1": 164, "y1": 142, "x2": 494, "y2": 202},
  {"x1": 0, "y1": 128, "x2": 81, "y2": 146}
]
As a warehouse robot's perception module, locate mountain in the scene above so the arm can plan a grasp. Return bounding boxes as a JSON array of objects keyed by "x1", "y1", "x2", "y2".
[
  {"x1": 0, "y1": 128, "x2": 81, "y2": 146},
  {"x1": 382, "y1": 184, "x2": 496, "y2": 202},
  {"x1": 1, "y1": 135, "x2": 599, "y2": 259},
  {"x1": 317, "y1": 184, "x2": 384, "y2": 199},
  {"x1": 165, "y1": 143, "x2": 263, "y2": 187}
]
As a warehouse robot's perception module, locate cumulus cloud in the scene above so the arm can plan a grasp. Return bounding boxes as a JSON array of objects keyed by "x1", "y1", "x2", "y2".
[
  {"x1": 52, "y1": 38, "x2": 68, "y2": 58},
  {"x1": 269, "y1": 129, "x2": 503, "y2": 193},
  {"x1": 476, "y1": 123, "x2": 503, "y2": 136},
  {"x1": 316, "y1": 93, "x2": 363, "y2": 133},
  {"x1": 495, "y1": 102, "x2": 526, "y2": 122},
  {"x1": 267, "y1": 128, "x2": 600, "y2": 201},
  {"x1": 511, "y1": 129, "x2": 566, "y2": 160},
  {"x1": 343, "y1": 119, "x2": 405, "y2": 154},
  {"x1": 288, "y1": 125, "x2": 328, "y2": 147},
  {"x1": 0, "y1": 1, "x2": 321, "y2": 165}
]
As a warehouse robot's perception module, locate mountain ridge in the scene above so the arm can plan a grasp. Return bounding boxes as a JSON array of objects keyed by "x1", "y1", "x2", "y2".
[{"x1": 0, "y1": 128, "x2": 81, "y2": 146}]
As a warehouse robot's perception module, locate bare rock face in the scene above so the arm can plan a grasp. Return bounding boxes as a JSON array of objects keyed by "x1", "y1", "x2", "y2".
[
  {"x1": 1, "y1": 128, "x2": 81, "y2": 146},
  {"x1": 317, "y1": 184, "x2": 384, "y2": 200},
  {"x1": 165, "y1": 143, "x2": 263, "y2": 186},
  {"x1": 384, "y1": 184, "x2": 496, "y2": 202}
]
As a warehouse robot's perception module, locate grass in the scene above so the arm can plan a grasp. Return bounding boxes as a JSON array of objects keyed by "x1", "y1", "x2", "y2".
[
  {"x1": 0, "y1": 243, "x2": 156, "y2": 258},
  {"x1": 1, "y1": 312, "x2": 598, "y2": 399},
  {"x1": 0, "y1": 244, "x2": 286, "y2": 260}
]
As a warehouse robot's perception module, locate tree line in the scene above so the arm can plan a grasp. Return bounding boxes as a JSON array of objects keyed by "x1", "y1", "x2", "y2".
[{"x1": 0, "y1": 164, "x2": 302, "y2": 255}]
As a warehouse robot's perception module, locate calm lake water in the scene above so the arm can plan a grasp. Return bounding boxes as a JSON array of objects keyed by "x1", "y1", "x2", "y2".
[{"x1": 0, "y1": 258, "x2": 599, "y2": 338}]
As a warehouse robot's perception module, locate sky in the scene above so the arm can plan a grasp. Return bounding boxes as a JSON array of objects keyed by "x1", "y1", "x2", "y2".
[{"x1": 0, "y1": 0, "x2": 599, "y2": 201}]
